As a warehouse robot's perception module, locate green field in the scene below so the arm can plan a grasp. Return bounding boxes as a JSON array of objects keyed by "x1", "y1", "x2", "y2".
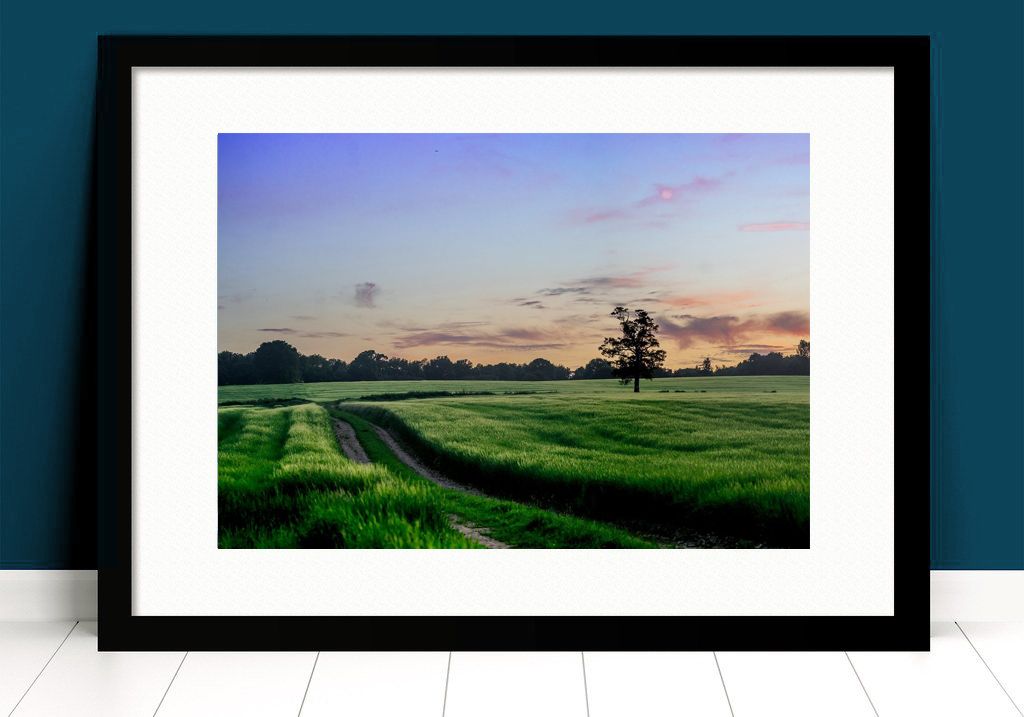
[
  {"x1": 219, "y1": 375, "x2": 806, "y2": 404},
  {"x1": 218, "y1": 377, "x2": 809, "y2": 548}
]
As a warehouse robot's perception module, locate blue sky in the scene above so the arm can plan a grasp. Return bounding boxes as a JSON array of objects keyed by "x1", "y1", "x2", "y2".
[{"x1": 218, "y1": 133, "x2": 809, "y2": 368}]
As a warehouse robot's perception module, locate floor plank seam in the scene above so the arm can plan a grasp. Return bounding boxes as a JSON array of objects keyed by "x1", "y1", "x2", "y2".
[
  {"x1": 580, "y1": 653, "x2": 591, "y2": 717},
  {"x1": 441, "y1": 651, "x2": 452, "y2": 717},
  {"x1": 845, "y1": 652, "x2": 880, "y2": 717},
  {"x1": 7, "y1": 620, "x2": 78, "y2": 717},
  {"x1": 152, "y1": 651, "x2": 188, "y2": 717},
  {"x1": 712, "y1": 653, "x2": 735, "y2": 717},
  {"x1": 295, "y1": 651, "x2": 320, "y2": 717},
  {"x1": 955, "y1": 622, "x2": 1024, "y2": 716}
]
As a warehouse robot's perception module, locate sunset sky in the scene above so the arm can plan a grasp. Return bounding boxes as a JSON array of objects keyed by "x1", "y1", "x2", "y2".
[{"x1": 218, "y1": 133, "x2": 809, "y2": 369}]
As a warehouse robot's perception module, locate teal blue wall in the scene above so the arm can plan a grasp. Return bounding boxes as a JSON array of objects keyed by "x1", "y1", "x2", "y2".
[{"x1": 1, "y1": 2, "x2": 1021, "y2": 569}]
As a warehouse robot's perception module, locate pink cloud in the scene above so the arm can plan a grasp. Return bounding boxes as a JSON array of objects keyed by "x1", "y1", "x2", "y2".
[
  {"x1": 569, "y1": 265, "x2": 675, "y2": 290},
  {"x1": 659, "y1": 290, "x2": 759, "y2": 309},
  {"x1": 581, "y1": 209, "x2": 628, "y2": 224},
  {"x1": 757, "y1": 310, "x2": 809, "y2": 335},
  {"x1": 738, "y1": 221, "x2": 810, "y2": 232},
  {"x1": 393, "y1": 328, "x2": 566, "y2": 352},
  {"x1": 636, "y1": 176, "x2": 723, "y2": 208},
  {"x1": 659, "y1": 315, "x2": 740, "y2": 347},
  {"x1": 658, "y1": 311, "x2": 809, "y2": 349},
  {"x1": 572, "y1": 174, "x2": 728, "y2": 225}
]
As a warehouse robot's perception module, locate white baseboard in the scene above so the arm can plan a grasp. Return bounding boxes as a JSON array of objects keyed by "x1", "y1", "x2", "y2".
[
  {"x1": 0, "y1": 570, "x2": 1020, "y2": 622},
  {"x1": 0, "y1": 570, "x2": 98, "y2": 621},
  {"x1": 929, "y1": 570, "x2": 1024, "y2": 622}
]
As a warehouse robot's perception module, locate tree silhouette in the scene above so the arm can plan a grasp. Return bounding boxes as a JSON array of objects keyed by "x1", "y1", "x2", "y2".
[
  {"x1": 797, "y1": 339, "x2": 810, "y2": 358},
  {"x1": 252, "y1": 340, "x2": 302, "y2": 384},
  {"x1": 573, "y1": 358, "x2": 613, "y2": 380},
  {"x1": 348, "y1": 349, "x2": 389, "y2": 381},
  {"x1": 598, "y1": 307, "x2": 667, "y2": 393},
  {"x1": 701, "y1": 357, "x2": 713, "y2": 374}
]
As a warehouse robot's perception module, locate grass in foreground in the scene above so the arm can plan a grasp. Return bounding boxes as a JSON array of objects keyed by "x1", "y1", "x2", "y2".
[
  {"x1": 344, "y1": 381, "x2": 809, "y2": 546},
  {"x1": 218, "y1": 403, "x2": 478, "y2": 548},
  {"x1": 329, "y1": 408, "x2": 656, "y2": 548},
  {"x1": 219, "y1": 402, "x2": 654, "y2": 548},
  {"x1": 218, "y1": 378, "x2": 809, "y2": 547}
]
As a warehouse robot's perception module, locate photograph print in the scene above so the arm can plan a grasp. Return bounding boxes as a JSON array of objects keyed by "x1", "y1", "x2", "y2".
[{"x1": 217, "y1": 133, "x2": 810, "y2": 550}]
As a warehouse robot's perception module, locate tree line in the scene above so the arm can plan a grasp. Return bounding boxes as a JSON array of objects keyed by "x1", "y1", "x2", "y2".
[
  {"x1": 218, "y1": 341, "x2": 575, "y2": 385},
  {"x1": 595, "y1": 307, "x2": 809, "y2": 391},
  {"x1": 713, "y1": 340, "x2": 810, "y2": 376},
  {"x1": 218, "y1": 337, "x2": 809, "y2": 386}
]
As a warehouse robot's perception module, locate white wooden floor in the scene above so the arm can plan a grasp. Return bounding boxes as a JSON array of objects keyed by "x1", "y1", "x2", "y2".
[{"x1": 2, "y1": 622, "x2": 1021, "y2": 716}]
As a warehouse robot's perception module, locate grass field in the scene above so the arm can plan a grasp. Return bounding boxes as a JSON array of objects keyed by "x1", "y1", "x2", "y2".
[
  {"x1": 219, "y1": 403, "x2": 478, "y2": 548},
  {"x1": 219, "y1": 402, "x2": 654, "y2": 548},
  {"x1": 218, "y1": 376, "x2": 806, "y2": 404},
  {"x1": 218, "y1": 377, "x2": 809, "y2": 548}
]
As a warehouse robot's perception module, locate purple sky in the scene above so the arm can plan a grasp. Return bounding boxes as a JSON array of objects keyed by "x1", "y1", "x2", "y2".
[{"x1": 218, "y1": 133, "x2": 809, "y2": 369}]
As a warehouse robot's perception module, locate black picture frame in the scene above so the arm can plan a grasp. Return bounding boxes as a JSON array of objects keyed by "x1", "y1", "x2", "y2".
[{"x1": 97, "y1": 35, "x2": 930, "y2": 652}]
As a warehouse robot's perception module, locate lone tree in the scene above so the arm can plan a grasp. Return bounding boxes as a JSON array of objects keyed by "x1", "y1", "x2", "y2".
[{"x1": 599, "y1": 307, "x2": 667, "y2": 393}]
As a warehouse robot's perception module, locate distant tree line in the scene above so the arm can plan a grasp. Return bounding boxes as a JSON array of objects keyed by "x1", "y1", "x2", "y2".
[
  {"x1": 712, "y1": 339, "x2": 810, "y2": 376},
  {"x1": 218, "y1": 338, "x2": 810, "y2": 386},
  {"x1": 218, "y1": 341, "x2": 575, "y2": 385},
  {"x1": 666, "y1": 340, "x2": 810, "y2": 377}
]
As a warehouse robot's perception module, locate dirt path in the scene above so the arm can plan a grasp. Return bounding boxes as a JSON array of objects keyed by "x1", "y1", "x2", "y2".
[
  {"x1": 333, "y1": 418, "x2": 508, "y2": 549},
  {"x1": 339, "y1": 418, "x2": 739, "y2": 549},
  {"x1": 333, "y1": 420, "x2": 371, "y2": 464},
  {"x1": 370, "y1": 425, "x2": 488, "y2": 497},
  {"x1": 370, "y1": 426, "x2": 509, "y2": 548},
  {"x1": 370, "y1": 425, "x2": 739, "y2": 548},
  {"x1": 448, "y1": 516, "x2": 509, "y2": 549}
]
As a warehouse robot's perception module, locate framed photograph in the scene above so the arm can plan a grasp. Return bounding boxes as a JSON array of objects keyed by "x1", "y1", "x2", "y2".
[{"x1": 97, "y1": 36, "x2": 929, "y2": 650}]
